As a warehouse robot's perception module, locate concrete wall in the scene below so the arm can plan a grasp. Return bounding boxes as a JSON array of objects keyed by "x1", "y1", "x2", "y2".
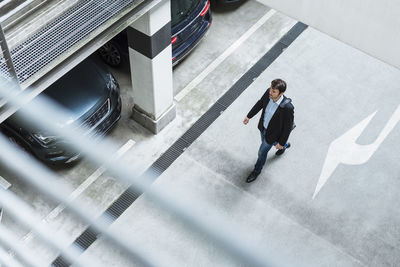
[{"x1": 256, "y1": 0, "x2": 400, "y2": 70}]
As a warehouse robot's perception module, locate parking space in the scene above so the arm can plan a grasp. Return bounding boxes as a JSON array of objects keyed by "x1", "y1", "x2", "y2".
[{"x1": 174, "y1": 0, "x2": 273, "y2": 95}]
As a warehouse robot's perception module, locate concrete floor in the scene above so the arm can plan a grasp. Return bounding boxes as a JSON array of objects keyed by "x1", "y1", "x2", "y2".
[
  {"x1": 78, "y1": 16, "x2": 400, "y2": 267},
  {"x1": 2, "y1": 0, "x2": 400, "y2": 266}
]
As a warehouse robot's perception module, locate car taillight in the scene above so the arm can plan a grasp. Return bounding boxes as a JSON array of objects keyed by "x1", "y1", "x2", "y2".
[
  {"x1": 200, "y1": 0, "x2": 210, "y2": 17},
  {"x1": 171, "y1": 36, "x2": 177, "y2": 44}
]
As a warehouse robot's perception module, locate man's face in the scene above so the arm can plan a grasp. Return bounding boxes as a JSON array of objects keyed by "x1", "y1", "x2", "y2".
[{"x1": 269, "y1": 86, "x2": 283, "y2": 100}]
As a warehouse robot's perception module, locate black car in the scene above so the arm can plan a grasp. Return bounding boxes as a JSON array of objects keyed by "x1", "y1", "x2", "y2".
[
  {"x1": 0, "y1": 58, "x2": 121, "y2": 165},
  {"x1": 98, "y1": 0, "x2": 212, "y2": 67}
]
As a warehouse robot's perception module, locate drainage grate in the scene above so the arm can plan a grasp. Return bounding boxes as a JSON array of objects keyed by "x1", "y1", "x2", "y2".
[
  {"x1": 152, "y1": 146, "x2": 185, "y2": 173},
  {"x1": 181, "y1": 102, "x2": 226, "y2": 144},
  {"x1": 75, "y1": 228, "x2": 99, "y2": 251},
  {"x1": 52, "y1": 257, "x2": 69, "y2": 267},
  {"x1": 105, "y1": 188, "x2": 141, "y2": 220},
  {"x1": 218, "y1": 73, "x2": 257, "y2": 108},
  {"x1": 279, "y1": 22, "x2": 307, "y2": 46},
  {"x1": 52, "y1": 227, "x2": 98, "y2": 267},
  {"x1": 51, "y1": 22, "x2": 308, "y2": 267}
]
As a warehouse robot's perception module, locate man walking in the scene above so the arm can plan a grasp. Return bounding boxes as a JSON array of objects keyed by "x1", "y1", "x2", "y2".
[{"x1": 243, "y1": 78, "x2": 294, "y2": 183}]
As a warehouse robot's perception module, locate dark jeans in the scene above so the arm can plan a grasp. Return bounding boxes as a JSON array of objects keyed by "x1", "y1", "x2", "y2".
[{"x1": 254, "y1": 129, "x2": 288, "y2": 174}]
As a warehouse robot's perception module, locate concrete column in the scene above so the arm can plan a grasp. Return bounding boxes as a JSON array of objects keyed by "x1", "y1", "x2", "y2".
[{"x1": 127, "y1": 0, "x2": 175, "y2": 134}]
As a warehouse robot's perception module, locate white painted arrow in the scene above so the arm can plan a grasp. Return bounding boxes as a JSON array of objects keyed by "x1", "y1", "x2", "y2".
[{"x1": 313, "y1": 104, "x2": 400, "y2": 199}]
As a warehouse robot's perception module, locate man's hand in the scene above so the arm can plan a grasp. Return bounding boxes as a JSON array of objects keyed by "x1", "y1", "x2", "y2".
[
  {"x1": 243, "y1": 117, "x2": 250, "y2": 125},
  {"x1": 275, "y1": 143, "x2": 284, "y2": 150}
]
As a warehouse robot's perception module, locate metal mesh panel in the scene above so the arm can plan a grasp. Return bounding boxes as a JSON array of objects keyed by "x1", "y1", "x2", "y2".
[
  {"x1": 0, "y1": 59, "x2": 12, "y2": 81},
  {"x1": 0, "y1": 37, "x2": 14, "y2": 82},
  {"x1": 9, "y1": 0, "x2": 136, "y2": 83}
]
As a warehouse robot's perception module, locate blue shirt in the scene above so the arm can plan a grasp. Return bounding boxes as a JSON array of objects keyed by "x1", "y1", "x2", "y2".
[{"x1": 263, "y1": 95, "x2": 283, "y2": 129}]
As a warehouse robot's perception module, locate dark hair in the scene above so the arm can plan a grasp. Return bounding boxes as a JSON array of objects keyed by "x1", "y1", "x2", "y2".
[{"x1": 271, "y1": 79, "x2": 286, "y2": 93}]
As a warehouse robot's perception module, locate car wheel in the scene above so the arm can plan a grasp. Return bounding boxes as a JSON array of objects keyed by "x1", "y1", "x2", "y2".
[{"x1": 98, "y1": 41, "x2": 122, "y2": 67}]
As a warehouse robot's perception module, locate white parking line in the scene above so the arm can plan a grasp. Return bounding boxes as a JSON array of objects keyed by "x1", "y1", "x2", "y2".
[
  {"x1": 21, "y1": 139, "x2": 135, "y2": 245},
  {"x1": 174, "y1": 9, "x2": 277, "y2": 102}
]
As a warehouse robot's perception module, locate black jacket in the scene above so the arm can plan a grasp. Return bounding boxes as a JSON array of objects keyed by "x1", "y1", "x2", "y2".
[{"x1": 247, "y1": 89, "x2": 294, "y2": 146}]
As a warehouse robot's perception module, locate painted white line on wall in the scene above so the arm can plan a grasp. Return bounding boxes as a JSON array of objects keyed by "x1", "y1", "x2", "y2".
[
  {"x1": 174, "y1": 9, "x2": 277, "y2": 102},
  {"x1": 21, "y1": 139, "x2": 135, "y2": 244}
]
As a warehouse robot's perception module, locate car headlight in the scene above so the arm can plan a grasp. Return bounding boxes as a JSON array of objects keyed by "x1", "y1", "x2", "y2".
[
  {"x1": 107, "y1": 74, "x2": 120, "y2": 94},
  {"x1": 33, "y1": 132, "x2": 57, "y2": 145}
]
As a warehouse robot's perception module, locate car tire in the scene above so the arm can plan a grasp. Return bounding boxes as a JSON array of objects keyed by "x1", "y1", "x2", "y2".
[{"x1": 98, "y1": 41, "x2": 123, "y2": 67}]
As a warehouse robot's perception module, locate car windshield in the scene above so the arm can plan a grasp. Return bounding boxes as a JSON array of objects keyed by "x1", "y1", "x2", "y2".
[{"x1": 171, "y1": 0, "x2": 201, "y2": 27}]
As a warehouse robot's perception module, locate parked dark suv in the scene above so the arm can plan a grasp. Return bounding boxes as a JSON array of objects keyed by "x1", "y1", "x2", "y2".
[
  {"x1": 0, "y1": 58, "x2": 121, "y2": 165},
  {"x1": 98, "y1": 0, "x2": 212, "y2": 67}
]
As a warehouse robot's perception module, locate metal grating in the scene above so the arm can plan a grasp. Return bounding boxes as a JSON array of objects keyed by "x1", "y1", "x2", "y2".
[
  {"x1": 279, "y1": 22, "x2": 308, "y2": 47},
  {"x1": 1, "y1": 0, "x2": 137, "y2": 84},
  {"x1": 74, "y1": 228, "x2": 98, "y2": 250},
  {"x1": 0, "y1": 60, "x2": 12, "y2": 81},
  {"x1": 105, "y1": 188, "x2": 141, "y2": 219},
  {"x1": 0, "y1": 28, "x2": 16, "y2": 83},
  {"x1": 0, "y1": 44, "x2": 8, "y2": 79},
  {"x1": 152, "y1": 145, "x2": 185, "y2": 172},
  {"x1": 218, "y1": 72, "x2": 258, "y2": 108},
  {"x1": 180, "y1": 102, "x2": 226, "y2": 144},
  {"x1": 171, "y1": 137, "x2": 191, "y2": 153},
  {"x1": 50, "y1": 22, "x2": 308, "y2": 267},
  {"x1": 52, "y1": 257, "x2": 70, "y2": 267},
  {"x1": 52, "y1": 227, "x2": 98, "y2": 267},
  {"x1": 255, "y1": 42, "x2": 287, "y2": 72}
]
